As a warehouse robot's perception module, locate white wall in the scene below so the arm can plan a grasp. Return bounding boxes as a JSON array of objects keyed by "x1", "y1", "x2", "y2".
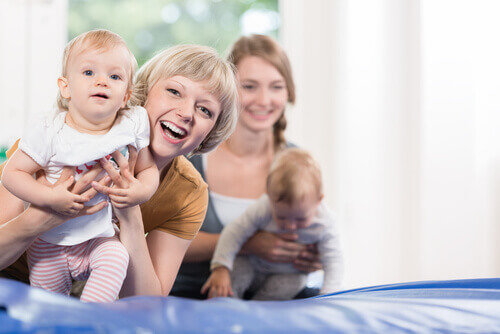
[
  {"x1": 0, "y1": 0, "x2": 67, "y2": 148},
  {"x1": 281, "y1": 0, "x2": 500, "y2": 290}
]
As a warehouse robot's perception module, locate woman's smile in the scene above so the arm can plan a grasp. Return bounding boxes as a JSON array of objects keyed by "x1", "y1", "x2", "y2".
[
  {"x1": 160, "y1": 120, "x2": 188, "y2": 142},
  {"x1": 145, "y1": 75, "x2": 221, "y2": 164}
]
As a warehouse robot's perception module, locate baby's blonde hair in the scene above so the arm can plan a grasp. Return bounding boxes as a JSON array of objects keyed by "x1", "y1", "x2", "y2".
[
  {"x1": 131, "y1": 44, "x2": 239, "y2": 155},
  {"x1": 267, "y1": 148, "x2": 323, "y2": 204},
  {"x1": 57, "y1": 29, "x2": 137, "y2": 111}
]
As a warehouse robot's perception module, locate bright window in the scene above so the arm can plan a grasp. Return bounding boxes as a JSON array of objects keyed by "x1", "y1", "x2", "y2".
[{"x1": 68, "y1": 0, "x2": 279, "y2": 66}]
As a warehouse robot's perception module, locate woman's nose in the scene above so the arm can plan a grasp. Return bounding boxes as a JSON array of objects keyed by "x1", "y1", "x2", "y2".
[
  {"x1": 175, "y1": 102, "x2": 194, "y2": 123},
  {"x1": 256, "y1": 88, "x2": 271, "y2": 106}
]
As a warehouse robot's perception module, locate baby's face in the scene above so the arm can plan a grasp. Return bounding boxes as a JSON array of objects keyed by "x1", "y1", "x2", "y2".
[
  {"x1": 59, "y1": 44, "x2": 131, "y2": 130},
  {"x1": 270, "y1": 195, "x2": 321, "y2": 232}
]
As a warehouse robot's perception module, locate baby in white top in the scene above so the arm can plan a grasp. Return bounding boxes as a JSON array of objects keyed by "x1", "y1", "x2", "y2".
[{"x1": 2, "y1": 29, "x2": 159, "y2": 302}]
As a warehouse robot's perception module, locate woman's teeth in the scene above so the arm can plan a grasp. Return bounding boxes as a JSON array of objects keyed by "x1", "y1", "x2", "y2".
[{"x1": 160, "y1": 121, "x2": 187, "y2": 139}]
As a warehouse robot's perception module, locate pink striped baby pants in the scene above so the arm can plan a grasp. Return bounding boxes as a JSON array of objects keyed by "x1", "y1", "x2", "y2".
[{"x1": 27, "y1": 236, "x2": 129, "y2": 303}]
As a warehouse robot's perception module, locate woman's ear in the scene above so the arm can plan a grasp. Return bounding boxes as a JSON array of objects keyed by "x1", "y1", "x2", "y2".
[{"x1": 57, "y1": 77, "x2": 71, "y2": 99}]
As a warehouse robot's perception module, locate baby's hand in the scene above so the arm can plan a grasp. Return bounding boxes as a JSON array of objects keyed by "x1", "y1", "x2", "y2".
[
  {"x1": 200, "y1": 266, "x2": 233, "y2": 299},
  {"x1": 91, "y1": 163, "x2": 150, "y2": 209},
  {"x1": 46, "y1": 176, "x2": 89, "y2": 216}
]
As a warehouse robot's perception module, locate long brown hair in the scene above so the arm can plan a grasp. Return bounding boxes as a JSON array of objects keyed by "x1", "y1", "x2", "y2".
[{"x1": 228, "y1": 35, "x2": 295, "y2": 151}]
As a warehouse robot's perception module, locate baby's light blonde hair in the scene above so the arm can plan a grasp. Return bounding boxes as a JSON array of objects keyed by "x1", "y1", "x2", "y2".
[
  {"x1": 267, "y1": 148, "x2": 323, "y2": 204},
  {"x1": 131, "y1": 44, "x2": 239, "y2": 155},
  {"x1": 57, "y1": 29, "x2": 137, "y2": 111}
]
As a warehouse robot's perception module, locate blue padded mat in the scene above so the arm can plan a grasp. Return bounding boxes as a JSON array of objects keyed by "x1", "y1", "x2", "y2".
[{"x1": 1, "y1": 277, "x2": 500, "y2": 333}]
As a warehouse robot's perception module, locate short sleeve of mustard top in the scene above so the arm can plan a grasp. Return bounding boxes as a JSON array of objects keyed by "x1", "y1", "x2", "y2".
[{"x1": 0, "y1": 139, "x2": 208, "y2": 283}]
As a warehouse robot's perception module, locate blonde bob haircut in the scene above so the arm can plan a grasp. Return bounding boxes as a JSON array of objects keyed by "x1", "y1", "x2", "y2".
[
  {"x1": 267, "y1": 148, "x2": 323, "y2": 204},
  {"x1": 57, "y1": 29, "x2": 137, "y2": 111},
  {"x1": 131, "y1": 44, "x2": 239, "y2": 155}
]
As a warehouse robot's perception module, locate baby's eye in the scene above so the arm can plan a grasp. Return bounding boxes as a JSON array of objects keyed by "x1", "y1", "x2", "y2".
[
  {"x1": 110, "y1": 74, "x2": 121, "y2": 80},
  {"x1": 198, "y1": 106, "x2": 212, "y2": 118},
  {"x1": 167, "y1": 88, "x2": 180, "y2": 96},
  {"x1": 83, "y1": 70, "x2": 93, "y2": 76}
]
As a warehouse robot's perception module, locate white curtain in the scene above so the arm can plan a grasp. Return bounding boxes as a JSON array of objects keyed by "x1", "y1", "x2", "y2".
[
  {"x1": 0, "y1": 0, "x2": 67, "y2": 147},
  {"x1": 281, "y1": 0, "x2": 500, "y2": 289},
  {"x1": 2, "y1": 0, "x2": 499, "y2": 291}
]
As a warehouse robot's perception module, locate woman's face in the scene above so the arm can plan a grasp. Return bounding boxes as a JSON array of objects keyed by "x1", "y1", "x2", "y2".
[
  {"x1": 236, "y1": 56, "x2": 288, "y2": 133},
  {"x1": 145, "y1": 75, "x2": 221, "y2": 167}
]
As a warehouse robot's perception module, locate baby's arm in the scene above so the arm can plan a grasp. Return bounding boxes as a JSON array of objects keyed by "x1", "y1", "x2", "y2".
[
  {"x1": 98, "y1": 146, "x2": 159, "y2": 209},
  {"x1": 318, "y1": 225, "x2": 344, "y2": 295},
  {"x1": 1, "y1": 150, "x2": 88, "y2": 216},
  {"x1": 200, "y1": 266, "x2": 233, "y2": 298},
  {"x1": 200, "y1": 197, "x2": 270, "y2": 298}
]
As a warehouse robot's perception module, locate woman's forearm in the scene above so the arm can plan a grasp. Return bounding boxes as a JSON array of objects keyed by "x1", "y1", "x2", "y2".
[
  {"x1": 117, "y1": 206, "x2": 162, "y2": 297},
  {"x1": 182, "y1": 231, "x2": 220, "y2": 262},
  {"x1": 0, "y1": 206, "x2": 62, "y2": 270}
]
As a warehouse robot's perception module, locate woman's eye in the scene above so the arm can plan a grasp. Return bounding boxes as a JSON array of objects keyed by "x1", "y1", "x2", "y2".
[
  {"x1": 110, "y1": 74, "x2": 120, "y2": 80},
  {"x1": 167, "y1": 88, "x2": 180, "y2": 96},
  {"x1": 241, "y1": 84, "x2": 255, "y2": 90},
  {"x1": 83, "y1": 70, "x2": 93, "y2": 76},
  {"x1": 199, "y1": 106, "x2": 212, "y2": 118},
  {"x1": 272, "y1": 85, "x2": 285, "y2": 90}
]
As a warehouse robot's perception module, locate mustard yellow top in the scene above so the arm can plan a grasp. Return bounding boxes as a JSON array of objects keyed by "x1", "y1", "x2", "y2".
[{"x1": 0, "y1": 139, "x2": 208, "y2": 283}]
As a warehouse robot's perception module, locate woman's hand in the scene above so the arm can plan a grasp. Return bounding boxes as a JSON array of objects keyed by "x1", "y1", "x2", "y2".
[
  {"x1": 36, "y1": 164, "x2": 110, "y2": 218},
  {"x1": 242, "y1": 230, "x2": 304, "y2": 262},
  {"x1": 201, "y1": 266, "x2": 233, "y2": 299},
  {"x1": 242, "y1": 231, "x2": 322, "y2": 272},
  {"x1": 91, "y1": 146, "x2": 144, "y2": 208},
  {"x1": 293, "y1": 243, "x2": 323, "y2": 273},
  {"x1": 36, "y1": 165, "x2": 109, "y2": 216}
]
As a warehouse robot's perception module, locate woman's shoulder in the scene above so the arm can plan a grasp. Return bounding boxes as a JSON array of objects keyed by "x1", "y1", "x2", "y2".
[
  {"x1": 142, "y1": 156, "x2": 208, "y2": 237},
  {"x1": 170, "y1": 155, "x2": 207, "y2": 190}
]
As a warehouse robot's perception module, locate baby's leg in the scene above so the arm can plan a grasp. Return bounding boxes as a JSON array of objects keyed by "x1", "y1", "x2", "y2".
[
  {"x1": 230, "y1": 256, "x2": 255, "y2": 299},
  {"x1": 71, "y1": 236, "x2": 129, "y2": 303},
  {"x1": 27, "y1": 238, "x2": 72, "y2": 295},
  {"x1": 252, "y1": 273, "x2": 308, "y2": 301}
]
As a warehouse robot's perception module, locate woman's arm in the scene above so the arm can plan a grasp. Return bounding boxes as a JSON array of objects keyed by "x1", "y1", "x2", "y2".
[
  {"x1": 0, "y1": 184, "x2": 55, "y2": 270},
  {"x1": 132, "y1": 147, "x2": 159, "y2": 202},
  {"x1": 113, "y1": 202, "x2": 194, "y2": 297},
  {"x1": 183, "y1": 229, "x2": 322, "y2": 272},
  {"x1": 0, "y1": 166, "x2": 109, "y2": 270},
  {"x1": 182, "y1": 231, "x2": 220, "y2": 262},
  {"x1": 110, "y1": 204, "x2": 160, "y2": 296},
  {"x1": 242, "y1": 231, "x2": 322, "y2": 272}
]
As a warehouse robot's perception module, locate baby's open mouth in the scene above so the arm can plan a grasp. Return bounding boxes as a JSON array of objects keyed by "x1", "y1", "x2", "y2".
[
  {"x1": 92, "y1": 93, "x2": 108, "y2": 99},
  {"x1": 160, "y1": 121, "x2": 187, "y2": 139}
]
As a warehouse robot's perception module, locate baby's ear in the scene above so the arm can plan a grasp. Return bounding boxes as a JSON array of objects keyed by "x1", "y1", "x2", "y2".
[
  {"x1": 121, "y1": 89, "x2": 132, "y2": 108},
  {"x1": 57, "y1": 77, "x2": 70, "y2": 99}
]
